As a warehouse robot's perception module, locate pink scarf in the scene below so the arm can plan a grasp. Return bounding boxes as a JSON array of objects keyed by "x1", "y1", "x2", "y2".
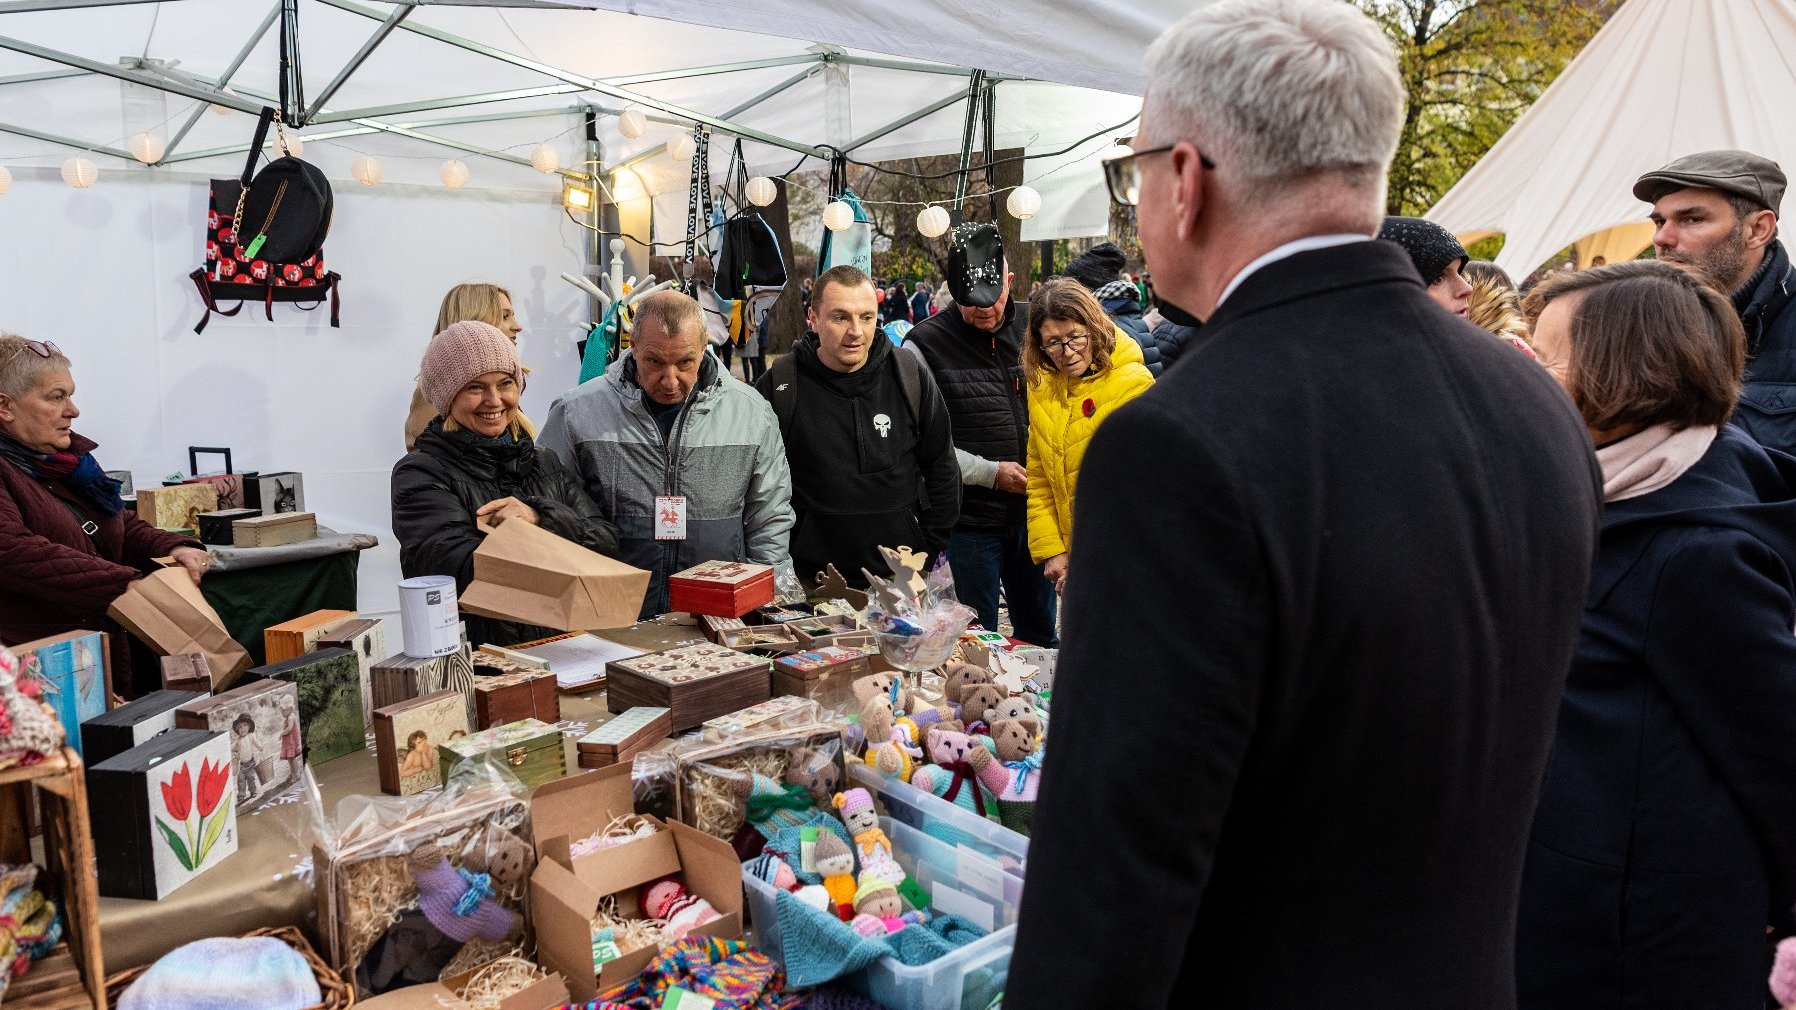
[{"x1": 1596, "y1": 424, "x2": 1716, "y2": 503}]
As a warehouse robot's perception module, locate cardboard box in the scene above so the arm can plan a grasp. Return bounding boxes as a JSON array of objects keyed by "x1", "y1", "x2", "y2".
[
  {"x1": 233, "y1": 511, "x2": 317, "y2": 547},
  {"x1": 108, "y1": 569, "x2": 253, "y2": 689},
  {"x1": 351, "y1": 970, "x2": 570, "y2": 1010},
  {"x1": 12, "y1": 629, "x2": 109, "y2": 758},
  {"x1": 529, "y1": 767, "x2": 744, "y2": 1001},
  {"x1": 473, "y1": 669, "x2": 560, "y2": 729},
  {"x1": 263, "y1": 609, "x2": 355, "y2": 664},
  {"x1": 197, "y1": 507, "x2": 259, "y2": 545},
  {"x1": 459, "y1": 520, "x2": 652, "y2": 633},
  {"x1": 668, "y1": 560, "x2": 775, "y2": 618},
  {"x1": 135, "y1": 483, "x2": 218, "y2": 531},
  {"x1": 80, "y1": 689, "x2": 205, "y2": 766}
]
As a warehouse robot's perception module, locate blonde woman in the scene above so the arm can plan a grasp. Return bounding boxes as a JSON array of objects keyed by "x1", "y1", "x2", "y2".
[
  {"x1": 403, "y1": 282, "x2": 533, "y2": 451},
  {"x1": 1022, "y1": 279, "x2": 1155, "y2": 592}
]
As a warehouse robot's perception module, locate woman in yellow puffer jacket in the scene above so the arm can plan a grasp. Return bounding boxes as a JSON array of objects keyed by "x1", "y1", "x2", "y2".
[{"x1": 1023, "y1": 279, "x2": 1156, "y2": 592}]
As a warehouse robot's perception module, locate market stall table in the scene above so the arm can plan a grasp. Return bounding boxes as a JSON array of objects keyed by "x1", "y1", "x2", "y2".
[
  {"x1": 97, "y1": 619, "x2": 703, "y2": 973},
  {"x1": 201, "y1": 526, "x2": 378, "y2": 667}
]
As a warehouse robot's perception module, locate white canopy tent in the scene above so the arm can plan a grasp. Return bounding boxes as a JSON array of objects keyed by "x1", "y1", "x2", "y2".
[
  {"x1": 1425, "y1": 0, "x2": 1796, "y2": 278},
  {"x1": 0, "y1": 0, "x2": 1167, "y2": 617}
]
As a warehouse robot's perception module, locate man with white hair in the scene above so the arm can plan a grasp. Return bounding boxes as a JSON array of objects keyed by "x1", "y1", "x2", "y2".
[{"x1": 1007, "y1": 1, "x2": 1602, "y2": 1006}]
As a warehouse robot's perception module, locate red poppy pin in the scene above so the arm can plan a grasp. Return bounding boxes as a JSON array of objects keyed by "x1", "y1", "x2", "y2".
[{"x1": 1081, "y1": 398, "x2": 1096, "y2": 418}]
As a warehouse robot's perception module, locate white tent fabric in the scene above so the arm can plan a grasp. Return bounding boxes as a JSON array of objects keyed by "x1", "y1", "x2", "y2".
[{"x1": 1426, "y1": 0, "x2": 1796, "y2": 279}]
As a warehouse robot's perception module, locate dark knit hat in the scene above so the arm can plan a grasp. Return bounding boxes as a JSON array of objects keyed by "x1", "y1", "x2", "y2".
[
  {"x1": 1378, "y1": 216, "x2": 1468, "y2": 285},
  {"x1": 1064, "y1": 242, "x2": 1128, "y2": 289},
  {"x1": 947, "y1": 222, "x2": 1007, "y2": 308}
]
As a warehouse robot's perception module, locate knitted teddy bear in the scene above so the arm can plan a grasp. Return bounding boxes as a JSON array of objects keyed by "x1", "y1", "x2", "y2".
[
  {"x1": 965, "y1": 716, "x2": 1043, "y2": 835},
  {"x1": 989, "y1": 695, "x2": 1039, "y2": 726},
  {"x1": 641, "y1": 876, "x2": 722, "y2": 941},
  {"x1": 941, "y1": 662, "x2": 994, "y2": 706},
  {"x1": 832, "y1": 788, "x2": 904, "y2": 886},
  {"x1": 908, "y1": 728, "x2": 995, "y2": 817},
  {"x1": 410, "y1": 842, "x2": 520, "y2": 944},
  {"x1": 853, "y1": 672, "x2": 954, "y2": 747},
  {"x1": 957, "y1": 684, "x2": 1009, "y2": 731},
  {"x1": 785, "y1": 747, "x2": 841, "y2": 806},
  {"x1": 813, "y1": 830, "x2": 859, "y2": 920},
  {"x1": 848, "y1": 876, "x2": 925, "y2": 937}
]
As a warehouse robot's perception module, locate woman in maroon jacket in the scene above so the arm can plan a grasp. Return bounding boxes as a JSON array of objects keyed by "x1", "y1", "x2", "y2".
[{"x1": 0, "y1": 334, "x2": 208, "y2": 691}]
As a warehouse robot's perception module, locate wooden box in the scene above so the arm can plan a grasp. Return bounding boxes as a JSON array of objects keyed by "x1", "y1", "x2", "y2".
[
  {"x1": 437, "y1": 717, "x2": 565, "y2": 792},
  {"x1": 88, "y1": 729, "x2": 238, "y2": 900},
  {"x1": 605, "y1": 643, "x2": 771, "y2": 731},
  {"x1": 370, "y1": 645, "x2": 474, "y2": 714},
  {"x1": 0, "y1": 750, "x2": 104, "y2": 1010},
  {"x1": 79, "y1": 689, "x2": 204, "y2": 766},
  {"x1": 473, "y1": 669, "x2": 560, "y2": 729},
  {"x1": 770, "y1": 645, "x2": 873, "y2": 702},
  {"x1": 254, "y1": 647, "x2": 366, "y2": 766},
  {"x1": 315, "y1": 616, "x2": 389, "y2": 728},
  {"x1": 196, "y1": 507, "x2": 259, "y2": 546},
  {"x1": 719, "y1": 624, "x2": 801, "y2": 654},
  {"x1": 159, "y1": 652, "x2": 213, "y2": 693},
  {"x1": 13, "y1": 630, "x2": 110, "y2": 760},
  {"x1": 574, "y1": 707, "x2": 671, "y2": 770},
  {"x1": 175, "y1": 678, "x2": 302, "y2": 813},
  {"x1": 667, "y1": 560, "x2": 775, "y2": 618},
  {"x1": 263, "y1": 609, "x2": 355, "y2": 665},
  {"x1": 233, "y1": 511, "x2": 317, "y2": 548},
  {"x1": 787, "y1": 614, "x2": 857, "y2": 642},
  {"x1": 135, "y1": 483, "x2": 218, "y2": 532},
  {"x1": 243, "y1": 471, "x2": 305, "y2": 514},
  {"x1": 698, "y1": 615, "x2": 747, "y2": 644},
  {"x1": 372, "y1": 690, "x2": 470, "y2": 795},
  {"x1": 179, "y1": 473, "x2": 245, "y2": 512}
]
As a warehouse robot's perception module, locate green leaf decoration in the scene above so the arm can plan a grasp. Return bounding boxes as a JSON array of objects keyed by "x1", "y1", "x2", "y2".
[
  {"x1": 196, "y1": 806, "x2": 229, "y2": 865},
  {"x1": 155, "y1": 816, "x2": 195, "y2": 871}
]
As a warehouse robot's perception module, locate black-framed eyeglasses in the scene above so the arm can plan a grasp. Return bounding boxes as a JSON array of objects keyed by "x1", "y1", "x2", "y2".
[
  {"x1": 1102, "y1": 144, "x2": 1216, "y2": 207},
  {"x1": 2, "y1": 340, "x2": 60, "y2": 367},
  {"x1": 1042, "y1": 333, "x2": 1090, "y2": 355}
]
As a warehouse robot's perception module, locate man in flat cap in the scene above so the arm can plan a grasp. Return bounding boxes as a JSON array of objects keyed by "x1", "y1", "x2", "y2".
[{"x1": 1636, "y1": 150, "x2": 1796, "y2": 452}]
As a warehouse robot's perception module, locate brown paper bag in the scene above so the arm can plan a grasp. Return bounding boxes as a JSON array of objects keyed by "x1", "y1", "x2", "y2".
[
  {"x1": 458, "y1": 520, "x2": 651, "y2": 632},
  {"x1": 107, "y1": 568, "x2": 252, "y2": 688}
]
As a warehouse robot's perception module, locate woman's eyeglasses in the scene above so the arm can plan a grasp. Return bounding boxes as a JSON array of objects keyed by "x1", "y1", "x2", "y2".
[
  {"x1": 2, "y1": 340, "x2": 60, "y2": 367},
  {"x1": 1042, "y1": 333, "x2": 1090, "y2": 355},
  {"x1": 1102, "y1": 144, "x2": 1216, "y2": 207}
]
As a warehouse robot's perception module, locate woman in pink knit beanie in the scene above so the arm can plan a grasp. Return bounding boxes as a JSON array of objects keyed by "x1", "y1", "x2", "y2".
[{"x1": 391, "y1": 320, "x2": 620, "y2": 647}]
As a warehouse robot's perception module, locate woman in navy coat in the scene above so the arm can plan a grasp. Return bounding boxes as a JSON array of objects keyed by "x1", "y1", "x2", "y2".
[{"x1": 1518, "y1": 261, "x2": 1796, "y2": 1009}]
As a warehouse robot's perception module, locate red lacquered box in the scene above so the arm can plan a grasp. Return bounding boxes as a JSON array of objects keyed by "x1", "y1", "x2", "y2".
[{"x1": 668, "y1": 560, "x2": 776, "y2": 617}]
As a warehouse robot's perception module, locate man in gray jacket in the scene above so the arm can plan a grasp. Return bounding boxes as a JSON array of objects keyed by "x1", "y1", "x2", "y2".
[{"x1": 540, "y1": 289, "x2": 794, "y2": 617}]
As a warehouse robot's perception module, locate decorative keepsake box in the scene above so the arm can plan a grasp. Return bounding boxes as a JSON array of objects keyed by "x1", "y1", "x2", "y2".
[
  {"x1": 14, "y1": 629, "x2": 110, "y2": 758},
  {"x1": 254, "y1": 647, "x2": 366, "y2": 765},
  {"x1": 135, "y1": 483, "x2": 218, "y2": 532},
  {"x1": 771, "y1": 645, "x2": 872, "y2": 701},
  {"x1": 575, "y1": 706, "x2": 672, "y2": 770},
  {"x1": 232, "y1": 511, "x2": 317, "y2": 548},
  {"x1": 668, "y1": 560, "x2": 775, "y2": 618},
  {"x1": 315, "y1": 616, "x2": 389, "y2": 727},
  {"x1": 437, "y1": 717, "x2": 565, "y2": 792},
  {"x1": 175, "y1": 678, "x2": 302, "y2": 813},
  {"x1": 82, "y1": 689, "x2": 206, "y2": 765},
  {"x1": 197, "y1": 508, "x2": 260, "y2": 545},
  {"x1": 262, "y1": 609, "x2": 353, "y2": 664},
  {"x1": 605, "y1": 642, "x2": 771, "y2": 731},
  {"x1": 88, "y1": 728, "x2": 238, "y2": 900},
  {"x1": 244, "y1": 471, "x2": 306, "y2": 514},
  {"x1": 472, "y1": 669, "x2": 560, "y2": 729},
  {"x1": 373, "y1": 689, "x2": 470, "y2": 795}
]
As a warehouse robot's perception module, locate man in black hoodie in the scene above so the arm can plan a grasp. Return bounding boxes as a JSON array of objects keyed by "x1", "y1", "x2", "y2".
[{"x1": 756, "y1": 265, "x2": 959, "y2": 587}]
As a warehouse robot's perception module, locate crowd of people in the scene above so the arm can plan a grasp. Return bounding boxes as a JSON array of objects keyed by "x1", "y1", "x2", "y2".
[{"x1": 6, "y1": 0, "x2": 1796, "y2": 1003}]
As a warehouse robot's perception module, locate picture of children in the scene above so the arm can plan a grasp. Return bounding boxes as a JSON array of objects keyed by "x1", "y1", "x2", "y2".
[
  {"x1": 279, "y1": 696, "x2": 304, "y2": 782},
  {"x1": 399, "y1": 729, "x2": 434, "y2": 777},
  {"x1": 232, "y1": 713, "x2": 264, "y2": 802}
]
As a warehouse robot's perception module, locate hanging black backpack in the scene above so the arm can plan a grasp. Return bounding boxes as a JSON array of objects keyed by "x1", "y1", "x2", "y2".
[
  {"x1": 713, "y1": 140, "x2": 787, "y2": 300},
  {"x1": 236, "y1": 108, "x2": 332, "y2": 264}
]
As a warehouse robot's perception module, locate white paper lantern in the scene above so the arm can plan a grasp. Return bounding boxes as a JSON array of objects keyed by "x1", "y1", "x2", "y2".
[
  {"x1": 617, "y1": 106, "x2": 647, "y2": 139},
  {"x1": 823, "y1": 199, "x2": 856, "y2": 232},
  {"x1": 744, "y1": 176, "x2": 778, "y2": 207},
  {"x1": 351, "y1": 155, "x2": 383, "y2": 186},
  {"x1": 129, "y1": 132, "x2": 166, "y2": 165},
  {"x1": 0, "y1": 165, "x2": 11, "y2": 197},
  {"x1": 1006, "y1": 184, "x2": 1042, "y2": 221},
  {"x1": 531, "y1": 143, "x2": 561, "y2": 174},
  {"x1": 916, "y1": 204, "x2": 951, "y2": 238},
  {"x1": 440, "y1": 159, "x2": 469, "y2": 189},
  {"x1": 60, "y1": 157, "x2": 97, "y2": 189},
  {"x1": 210, "y1": 103, "x2": 234, "y2": 117},
  {"x1": 667, "y1": 132, "x2": 696, "y2": 162},
  {"x1": 277, "y1": 132, "x2": 303, "y2": 157}
]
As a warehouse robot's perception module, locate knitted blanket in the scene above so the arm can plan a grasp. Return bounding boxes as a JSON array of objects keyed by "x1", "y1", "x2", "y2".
[{"x1": 771, "y1": 887, "x2": 988, "y2": 988}]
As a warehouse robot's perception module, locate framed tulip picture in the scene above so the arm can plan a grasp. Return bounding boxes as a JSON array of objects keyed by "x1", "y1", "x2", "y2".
[{"x1": 89, "y1": 728, "x2": 240, "y2": 899}]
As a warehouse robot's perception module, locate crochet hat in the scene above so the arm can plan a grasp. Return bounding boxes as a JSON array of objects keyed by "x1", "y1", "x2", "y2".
[
  {"x1": 831, "y1": 787, "x2": 874, "y2": 819},
  {"x1": 118, "y1": 936, "x2": 321, "y2": 1010},
  {"x1": 947, "y1": 222, "x2": 1007, "y2": 308},
  {"x1": 1377, "y1": 216, "x2": 1468, "y2": 286},
  {"x1": 419, "y1": 320, "x2": 521, "y2": 416},
  {"x1": 1634, "y1": 149, "x2": 1786, "y2": 215},
  {"x1": 853, "y1": 877, "x2": 897, "y2": 907},
  {"x1": 1064, "y1": 242, "x2": 1128, "y2": 289},
  {"x1": 813, "y1": 830, "x2": 852, "y2": 865}
]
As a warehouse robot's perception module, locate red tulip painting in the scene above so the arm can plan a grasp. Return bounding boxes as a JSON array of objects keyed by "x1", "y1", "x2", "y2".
[{"x1": 154, "y1": 757, "x2": 234, "y2": 872}]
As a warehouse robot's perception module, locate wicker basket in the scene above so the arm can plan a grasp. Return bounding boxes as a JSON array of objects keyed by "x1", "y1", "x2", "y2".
[{"x1": 102, "y1": 925, "x2": 354, "y2": 1009}]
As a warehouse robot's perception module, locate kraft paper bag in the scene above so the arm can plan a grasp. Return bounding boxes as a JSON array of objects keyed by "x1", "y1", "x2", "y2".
[
  {"x1": 107, "y1": 568, "x2": 253, "y2": 688},
  {"x1": 458, "y1": 520, "x2": 651, "y2": 632}
]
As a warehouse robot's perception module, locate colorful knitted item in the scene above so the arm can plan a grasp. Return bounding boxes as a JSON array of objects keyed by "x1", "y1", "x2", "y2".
[
  {"x1": 581, "y1": 936, "x2": 804, "y2": 1010},
  {"x1": 744, "y1": 774, "x2": 815, "y2": 838},
  {"x1": 118, "y1": 936, "x2": 320, "y2": 1010},
  {"x1": 641, "y1": 877, "x2": 722, "y2": 941},
  {"x1": 410, "y1": 842, "x2": 519, "y2": 944},
  {"x1": 0, "y1": 648, "x2": 63, "y2": 771},
  {"x1": 0, "y1": 863, "x2": 63, "y2": 1000}
]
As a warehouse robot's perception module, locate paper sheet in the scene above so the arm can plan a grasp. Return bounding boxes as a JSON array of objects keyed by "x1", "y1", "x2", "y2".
[{"x1": 514, "y1": 633, "x2": 646, "y2": 689}]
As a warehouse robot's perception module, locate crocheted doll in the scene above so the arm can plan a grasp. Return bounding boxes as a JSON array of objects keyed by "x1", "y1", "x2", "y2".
[
  {"x1": 849, "y1": 877, "x2": 924, "y2": 936},
  {"x1": 409, "y1": 842, "x2": 520, "y2": 944},
  {"x1": 832, "y1": 788, "x2": 904, "y2": 885},
  {"x1": 641, "y1": 876, "x2": 722, "y2": 941},
  {"x1": 965, "y1": 716, "x2": 1043, "y2": 835},
  {"x1": 813, "y1": 830, "x2": 859, "y2": 920}
]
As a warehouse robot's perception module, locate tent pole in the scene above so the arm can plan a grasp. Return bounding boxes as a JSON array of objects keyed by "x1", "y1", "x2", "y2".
[
  {"x1": 0, "y1": 34, "x2": 264, "y2": 113},
  {"x1": 606, "y1": 65, "x2": 817, "y2": 174},
  {"x1": 162, "y1": 2, "x2": 282, "y2": 160},
  {"x1": 303, "y1": 3, "x2": 415, "y2": 123},
  {"x1": 0, "y1": 0, "x2": 166, "y2": 10},
  {"x1": 585, "y1": 107, "x2": 606, "y2": 326},
  {"x1": 161, "y1": 105, "x2": 574, "y2": 164},
  {"x1": 842, "y1": 85, "x2": 975, "y2": 153},
  {"x1": 0, "y1": 119, "x2": 131, "y2": 161},
  {"x1": 951, "y1": 70, "x2": 987, "y2": 213},
  {"x1": 0, "y1": 68, "x2": 86, "y2": 86}
]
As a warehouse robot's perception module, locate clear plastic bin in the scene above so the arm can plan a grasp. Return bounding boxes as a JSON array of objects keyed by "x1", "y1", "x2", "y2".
[
  {"x1": 743, "y1": 815, "x2": 1019, "y2": 1010},
  {"x1": 849, "y1": 760, "x2": 1028, "y2": 880}
]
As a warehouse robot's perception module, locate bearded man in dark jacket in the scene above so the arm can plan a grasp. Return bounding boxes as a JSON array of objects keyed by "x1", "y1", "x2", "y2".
[
  {"x1": 1636, "y1": 150, "x2": 1796, "y2": 454},
  {"x1": 755, "y1": 266, "x2": 958, "y2": 586}
]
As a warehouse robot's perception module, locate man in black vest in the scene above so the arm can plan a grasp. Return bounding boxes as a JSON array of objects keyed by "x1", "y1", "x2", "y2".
[
  {"x1": 905, "y1": 223, "x2": 1058, "y2": 646},
  {"x1": 754, "y1": 265, "x2": 959, "y2": 587},
  {"x1": 1006, "y1": 0, "x2": 1601, "y2": 1006}
]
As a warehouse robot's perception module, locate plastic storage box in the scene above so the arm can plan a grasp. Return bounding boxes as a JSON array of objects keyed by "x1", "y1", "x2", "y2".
[
  {"x1": 848, "y1": 761, "x2": 1028, "y2": 879},
  {"x1": 743, "y1": 815, "x2": 1021, "y2": 1010}
]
